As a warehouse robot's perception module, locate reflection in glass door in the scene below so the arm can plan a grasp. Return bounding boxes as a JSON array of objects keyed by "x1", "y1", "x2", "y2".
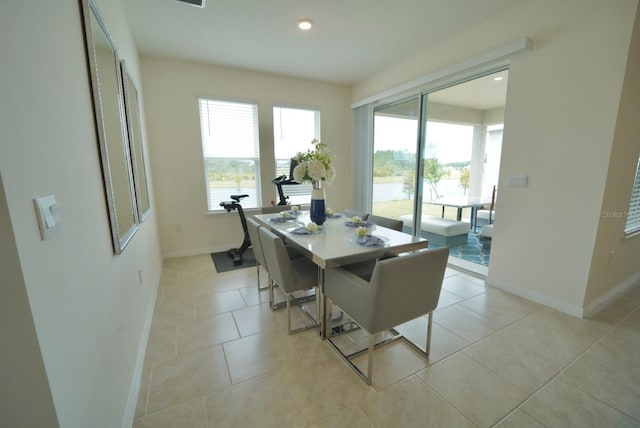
[{"x1": 371, "y1": 97, "x2": 421, "y2": 235}]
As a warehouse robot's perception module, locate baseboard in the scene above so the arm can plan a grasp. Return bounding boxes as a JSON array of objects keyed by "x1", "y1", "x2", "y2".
[
  {"x1": 485, "y1": 278, "x2": 584, "y2": 318},
  {"x1": 582, "y1": 271, "x2": 640, "y2": 318},
  {"x1": 448, "y1": 257, "x2": 488, "y2": 279},
  {"x1": 162, "y1": 244, "x2": 231, "y2": 259},
  {"x1": 122, "y1": 273, "x2": 160, "y2": 428}
]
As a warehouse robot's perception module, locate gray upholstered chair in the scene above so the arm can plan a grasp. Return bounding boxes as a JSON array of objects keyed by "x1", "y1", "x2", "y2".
[
  {"x1": 338, "y1": 215, "x2": 404, "y2": 281},
  {"x1": 343, "y1": 209, "x2": 369, "y2": 221},
  {"x1": 258, "y1": 227, "x2": 319, "y2": 334},
  {"x1": 261, "y1": 205, "x2": 292, "y2": 214},
  {"x1": 246, "y1": 218, "x2": 269, "y2": 291},
  {"x1": 369, "y1": 214, "x2": 404, "y2": 232},
  {"x1": 325, "y1": 247, "x2": 450, "y2": 384}
]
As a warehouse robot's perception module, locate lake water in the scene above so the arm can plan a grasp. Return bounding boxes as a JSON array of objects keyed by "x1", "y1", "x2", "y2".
[{"x1": 373, "y1": 179, "x2": 465, "y2": 202}]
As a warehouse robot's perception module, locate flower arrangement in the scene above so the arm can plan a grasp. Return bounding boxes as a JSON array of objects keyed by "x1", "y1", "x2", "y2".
[
  {"x1": 292, "y1": 139, "x2": 336, "y2": 189},
  {"x1": 351, "y1": 216, "x2": 363, "y2": 225},
  {"x1": 306, "y1": 222, "x2": 319, "y2": 233},
  {"x1": 356, "y1": 226, "x2": 369, "y2": 238}
]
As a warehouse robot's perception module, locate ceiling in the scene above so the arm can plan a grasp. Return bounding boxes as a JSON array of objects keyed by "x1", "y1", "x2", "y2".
[
  {"x1": 122, "y1": 0, "x2": 528, "y2": 90},
  {"x1": 428, "y1": 69, "x2": 509, "y2": 110}
]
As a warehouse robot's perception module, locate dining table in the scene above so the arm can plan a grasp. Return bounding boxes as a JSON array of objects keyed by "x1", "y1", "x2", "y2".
[
  {"x1": 424, "y1": 196, "x2": 490, "y2": 232},
  {"x1": 253, "y1": 210, "x2": 428, "y2": 339}
]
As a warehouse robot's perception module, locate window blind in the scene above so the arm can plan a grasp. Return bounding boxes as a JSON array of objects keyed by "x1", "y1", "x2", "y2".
[
  {"x1": 273, "y1": 106, "x2": 320, "y2": 204},
  {"x1": 198, "y1": 98, "x2": 261, "y2": 210},
  {"x1": 199, "y1": 99, "x2": 259, "y2": 158},
  {"x1": 625, "y1": 157, "x2": 640, "y2": 235}
]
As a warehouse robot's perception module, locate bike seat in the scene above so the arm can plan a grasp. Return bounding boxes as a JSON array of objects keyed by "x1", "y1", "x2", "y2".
[{"x1": 231, "y1": 194, "x2": 249, "y2": 202}]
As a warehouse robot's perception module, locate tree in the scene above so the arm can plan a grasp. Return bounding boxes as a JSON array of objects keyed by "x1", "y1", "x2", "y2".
[
  {"x1": 459, "y1": 168, "x2": 470, "y2": 195},
  {"x1": 424, "y1": 157, "x2": 445, "y2": 200},
  {"x1": 402, "y1": 170, "x2": 415, "y2": 199}
]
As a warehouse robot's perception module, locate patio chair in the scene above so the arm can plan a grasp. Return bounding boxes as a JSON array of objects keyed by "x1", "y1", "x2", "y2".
[{"x1": 476, "y1": 185, "x2": 497, "y2": 229}]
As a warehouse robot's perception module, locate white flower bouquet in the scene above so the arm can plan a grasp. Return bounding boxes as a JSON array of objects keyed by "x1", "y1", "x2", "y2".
[{"x1": 292, "y1": 139, "x2": 336, "y2": 189}]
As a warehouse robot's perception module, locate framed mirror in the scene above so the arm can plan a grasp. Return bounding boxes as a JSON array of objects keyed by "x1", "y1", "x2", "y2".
[
  {"x1": 121, "y1": 60, "x2": 151, "y2": 222},
  {"x1": 81, "y1": 0, "x2": 138, "y2": 254}
]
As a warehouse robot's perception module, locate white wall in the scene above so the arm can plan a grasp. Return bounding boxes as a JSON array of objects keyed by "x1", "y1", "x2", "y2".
[
  {"x1": 141, "y1": 57, "x2": 351, "y2": 257},
  {"x1": 0, "y1": 1, "x2": 162, "y2": 427},
  {"x1": 585, "y1": 2, "x2": 640, "y2": 309},
  {"x1": 0, "y1": 174, "x2": 58, "y2": 427},
  {"x1": 352, "y1": 0, "x2": 640, "y2": 315}
]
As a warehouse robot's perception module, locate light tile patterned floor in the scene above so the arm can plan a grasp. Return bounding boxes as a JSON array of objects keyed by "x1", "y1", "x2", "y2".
[{"x1": 134, "y1": 254, "x2": 640, "y2": 427}]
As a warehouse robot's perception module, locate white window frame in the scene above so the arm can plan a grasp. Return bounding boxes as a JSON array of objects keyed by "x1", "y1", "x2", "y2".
[
  {"x1": 198, "y1": 98, "x2": 261, "y2": 212},
  {"x1": 273, "y1": 106, "x2": 321, "y2": 205},
  {"x1": 625, "y1": 157, "x2": 640, "y2": 236}
]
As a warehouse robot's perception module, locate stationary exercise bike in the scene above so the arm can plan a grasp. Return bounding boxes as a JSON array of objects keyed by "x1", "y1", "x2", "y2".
[
  {"x1": 219, "y1": 194, "x2": 251, "y2": 264},
  {"x1": 272, "y1": 175, "x2": 298, "y2": 205}
]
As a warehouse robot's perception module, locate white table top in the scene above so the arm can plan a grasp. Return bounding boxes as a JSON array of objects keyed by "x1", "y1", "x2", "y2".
[
  {"x1": 254, "y1": 211, "x2": 428, "y2": 268},
  {"x1": 424, "y1": 196, "x2": 489, "y2": 208}
]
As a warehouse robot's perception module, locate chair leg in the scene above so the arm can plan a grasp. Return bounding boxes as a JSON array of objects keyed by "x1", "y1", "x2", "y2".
[
  {"x1": 268, "y1": 277, "x2": 275, "y2": 309},
  {"x1": 286, "y1": 292, "x2": 292, "y2": 334},
  {"x1": 426, "y1": 312, "x2": 433, "y2": 356},
  {"x1": 257, "y1": 264, "x2": 269, "y2": 291},
  {"x1": 366, "y1": 334, "x2": 374, "y2": 385}
]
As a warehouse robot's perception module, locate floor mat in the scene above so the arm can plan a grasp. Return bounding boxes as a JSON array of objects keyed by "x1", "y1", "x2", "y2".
[{"x1": 210, "y1": 247, "x2": 256, "y2": 273}]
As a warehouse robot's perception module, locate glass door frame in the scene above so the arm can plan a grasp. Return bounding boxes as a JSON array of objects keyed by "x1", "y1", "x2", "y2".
[{"x1": 370, "y1": 65, "x2": 509, "y2": 240}]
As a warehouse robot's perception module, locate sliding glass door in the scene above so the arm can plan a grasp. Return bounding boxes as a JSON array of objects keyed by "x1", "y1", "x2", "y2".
[
  {"x1": 371, "y1": 97, "x2": 421, "y2": 234},
  {"x1": 370, "y1": 69, "x2": 508, "y2": 268}
]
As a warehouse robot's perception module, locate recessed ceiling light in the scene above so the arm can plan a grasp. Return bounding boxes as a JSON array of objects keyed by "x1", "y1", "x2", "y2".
[
  {"x1": 493, "y1": 76, "x2": 504, "y2": 81},
  {"x1": 297, "y1": 19, "x2": 313, "y2": 31}
]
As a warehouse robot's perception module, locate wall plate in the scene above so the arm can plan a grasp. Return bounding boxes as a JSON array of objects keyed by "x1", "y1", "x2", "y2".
[{"x1": 34, "y1": 195, "x2": 60, "y2": 240}]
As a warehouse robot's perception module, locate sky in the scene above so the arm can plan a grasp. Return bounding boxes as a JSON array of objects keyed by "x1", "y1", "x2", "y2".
[{"x1": 374, "y1": 116, "x2": 473, "y2": 164}]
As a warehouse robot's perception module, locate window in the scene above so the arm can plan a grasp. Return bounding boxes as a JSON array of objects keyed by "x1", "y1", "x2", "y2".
[
  {"x1": 273, "y1": 106, "x2": 320, "y2": 205},
  {"x1": 625, "y1": 157, "x2": 640, "y2": 235},
  {"x1": 198, "y1": 99, "x2": 261, "y2": 211}
]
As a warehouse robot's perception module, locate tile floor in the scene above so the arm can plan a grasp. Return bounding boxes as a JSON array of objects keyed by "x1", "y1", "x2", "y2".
[{"x1": 133, "y1": 254, "x2": 640, "y2": 427}]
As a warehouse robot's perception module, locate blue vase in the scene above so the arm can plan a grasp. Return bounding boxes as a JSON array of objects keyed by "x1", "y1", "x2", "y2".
[{"x1": 310, "y1": 188, "x2": 326, "y2": 225}]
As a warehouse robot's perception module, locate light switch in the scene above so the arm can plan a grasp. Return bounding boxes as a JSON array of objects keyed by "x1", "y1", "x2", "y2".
[{"x1": 34, "y1": 195, "x2": 61, "y2": 240}]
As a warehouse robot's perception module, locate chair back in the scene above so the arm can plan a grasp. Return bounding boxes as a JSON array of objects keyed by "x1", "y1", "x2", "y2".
[
  {"x1": 343, "y1": 209, "x2": 369, "y2": 221},
  {"x1": 369, "y1": 214, "x2": 403, "y2": 232},
  {"x1": 368, "y1": 247, "x2": 449, "y2": 333},
  {"x1": 246, "y1": 218, "x2": 267, "y2": 267},
  {"x1": 489, "y1": 185, "x2": 497, "y2": 223},
  {"x1": 258, "y1": 227, "x2": 296, "y2": 293},
  {"x1": 261, "y1": 205, "x2": 291, "y2": 214}
]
